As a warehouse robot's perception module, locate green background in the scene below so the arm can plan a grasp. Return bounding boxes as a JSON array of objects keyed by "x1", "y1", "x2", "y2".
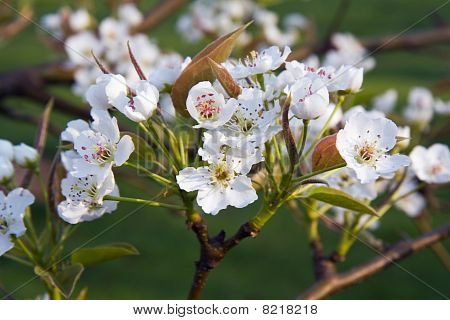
[{"x1": 0, "y1": 0, "x2": 449, "y2": 299}]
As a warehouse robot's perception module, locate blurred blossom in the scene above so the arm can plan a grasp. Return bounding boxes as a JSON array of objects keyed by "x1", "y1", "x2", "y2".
[
  {"x1": 410, "y1": 144, "x2": 450, "y2": 184},
  {"x1": 372, "y1": 89, "x2": 398, "y2": 113},
  {"x1": 394, "y1": 170, "x2": 425, "y2": 218},
  {"x1": 403, "y1": 87, "x2": 435, "y2": 126},
  {"x1": 323, "y1": 33, "x2": 375, "y2": 71},
  {"x1": 13, "y1": 143, "x2": 39, "y2": 168}
]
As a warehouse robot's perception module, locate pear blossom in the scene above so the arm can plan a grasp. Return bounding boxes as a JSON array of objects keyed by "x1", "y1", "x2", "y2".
[
  {"x1": 85, "y1": 74, "x2": 124, "y2": 110},
  {"x1": 342, "y1": 105, "x2": 384, "y2": 123},
  {"x1": 176, "y1": 157, "x2": 257, "y2": 215},
  {"x1": 65, "y1": 31, "x2": 103, "y2": 66},
  {"x1": 409, "y1": 144, "x2": 450, "y2": 184},
  {"x1": 117, "y1": 4, "x2": 143, "y2": 27},
  {"x1": 372, "y1": 89, "x2": 398, "y2": 113},
  {"x1": 0, "y1": 188, "x2": 35, "y2": 256},
  {"x1": 290, "y1": 76, "x2": 329, "y2": 119},
  {"x1": 226, "y1": 46, "x2": 291, "y2": 79},
  {"x1": 403, "y1": 87, "x2": 434, "y2": 125},
  {"x1": 0, "y1": 157, "x2": 14, "y2": 184},
  {"x1": 394, "y1": 171, "x2": 425, "y2": 218},
  {"x1": 323, "y1": 32, "x2": 375, "y2": 71},
  {"x1": 198, "y1": 130, "x2": 263, "y2": 175},
  {"x1": 105, "y1": 75, "x2": 160, "y2": 122},
  {"x1": 0, "y1": 139, "x2": 14, "y2": 161},
  {"x1": 58, "y1": 171, "x2": 119, "y2": 224},
  {"x1": 317, "y1": 65, "x2": 363, "y2": 93},
  {"x1": 69, "y1": 8, "x2": 91, "y2": 32},
  {"x1": 336, "y1": 112, "x2": 410, "y2": 184},
  {"x1": 13, "y1": 143, "x2": 39, "y2": 168},
  {"x1": 224, "y1": 87, "x2": 281, "y2": 144},
  {"x1": 70, "y1": 110, "x2": 134, "y2": 179},
  {"x1": 186, "y1": 81, "x2": 237, "y2": 129},
  {"x1": 434, "y1": 99, "x2": 450, "y2": 115}
]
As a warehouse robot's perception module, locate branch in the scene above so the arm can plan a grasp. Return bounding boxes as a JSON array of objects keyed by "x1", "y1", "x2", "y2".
[
  {"x1": 0, "y1": 62, "x2": 89, "y2": 119},
  {"x1": 0, "y1": 3, "x2": 32, "y2": 41},
  {"x1": 289, "y1": 26, "x2": 450, "y2": 61},
  {"x1": 187, "y1": 217, "x2": 257, "y2": 299},
  {"x1": 130, "y1": 0, "x2": 190, "y2": 34},
  {"x1": 298, "y1": 222, "x2": 450, "y2": 299}
]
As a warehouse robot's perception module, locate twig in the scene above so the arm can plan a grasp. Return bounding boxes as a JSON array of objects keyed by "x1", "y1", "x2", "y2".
[
  {"x1": 298, "y1": 222, "x2": 450, "y2": 299},
  {"x1": 130, "y1": 0, "x2": 190, "y2": 34}
]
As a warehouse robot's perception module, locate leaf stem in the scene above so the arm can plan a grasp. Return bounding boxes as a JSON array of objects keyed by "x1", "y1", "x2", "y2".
[{"x1": 104, "y1": 195, "x2": 186, "y2": 211}]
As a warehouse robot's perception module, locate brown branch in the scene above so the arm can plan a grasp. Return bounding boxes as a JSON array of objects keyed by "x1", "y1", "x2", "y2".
[
  {"x1": 361, "y1": 26, "x2": 450, "y2": 51},
  {"x1": 289, "y1": 26, "x2": 450, "y2": 61},
  {"x1": 130, "y1": 0, "x2": 190, "y2": 34},
  {"x1": 187, "y1": 217, "x2": 257, "y2": 299},
  {"x1": 298, "y1": 222, "x2": 450, "y2": 299},
  {"x1": 0, "y1": 3, "x2": 32, "y2": 41},
  {"x1": 0, "y1": 62, "x2": 89, "y2": 119}
]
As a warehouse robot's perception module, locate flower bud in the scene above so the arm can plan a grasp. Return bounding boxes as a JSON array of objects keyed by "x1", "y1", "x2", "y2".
[
  {"x1": 13, "y1": 143, "x2": 39, "y2": 168},
  {"x1": 0, "y1": 156, "x2": 14, "y2": 184},
  {"x1": 0, "y1": 139, "x2": 14, "y2": 161}
]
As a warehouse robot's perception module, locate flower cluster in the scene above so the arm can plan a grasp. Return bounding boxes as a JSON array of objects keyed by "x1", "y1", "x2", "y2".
[
  {"x1": 42, "y1": 3, "x2": 185, "y2": 103},
  {"x1": 0, "y1": 138, "x2": 37, "y2": 256},
  {"x1": 177, "y1": 0, "x2": 308, "y2": 47},
  {"x1": 0, "y1": 139, "x2": 39, "y2": 184}
]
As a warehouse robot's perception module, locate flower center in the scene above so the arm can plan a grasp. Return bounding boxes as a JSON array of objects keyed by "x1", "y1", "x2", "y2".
[
  {"x1": 211, "y1": 162, "x2": 233, "y2": 188},
  {"x1": 68, "y1": 175, "x2": 99, "y2": 206},
  {"x1": 431, "y1": 164, "x2": 442, "y2": 175},
  {"x1": 194, "y1": 92, "x2": 220, "y2": 121},
  {"x1": 356, "y1": 144, "x2": 378, "y2": 165}
]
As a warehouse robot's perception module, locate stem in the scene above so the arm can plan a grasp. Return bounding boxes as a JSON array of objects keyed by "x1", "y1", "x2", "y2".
[
  {"x1": 298, "y1": 119, "x2": 309, "y2": 160},
  {"x1": 15, "y1": 238, "x2": 39, "y2": 265},
  {"x1": 104, "y1": 195, "x2": 186, "y2": 211},
  {"x1": 124, "y1": 162, "x2": 174, "y2": 188},
  {"x1": 293, "y1": 163, "x2": 346, "y2": 184}
]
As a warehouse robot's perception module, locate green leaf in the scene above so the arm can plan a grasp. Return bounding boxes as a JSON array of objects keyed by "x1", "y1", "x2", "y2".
[
  {"x1": 303, "y1": 186, "x2": 378, "y2": 216},
  {"x1": 71, "y1": 243, "x2": 139, "y2": 266},
  {"x1": 171, "y1": 22, "x2": 251, "y2": 114},
  {"x1": 35, "y1": 263, "x2": 84, "y2": 298}
]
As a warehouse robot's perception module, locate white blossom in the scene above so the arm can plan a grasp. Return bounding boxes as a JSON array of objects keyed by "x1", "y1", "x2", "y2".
[
  {"x1": 0, "y1": 188, "x2": 35, "y2": 256},
  {"x1": 0, "y1": 139, "x2": 14, "y2": 161},
  {"x1": 434, "y1": 99, "x2": 450, "y2": 115},
  {"x1": 372, "y1": 89, "x2": 398, "y2": 113},
  {"x1": 186, "y1": 81, "x2": 237, "y2": 129},
  {"x1": 0, "y1": 157, "x2": 14, "y2": 184},
  {"x1": 403, "y1": 87, "x2": 434, "y2": 125},
  {"x1": 394, "y1": 170, "x2": 425, "y2": 218},
  {"x1": 117, "y1": 4, "x2": 143, "y2": 27},
  {"x1": 176, "y1": 157, "x2": 257, "y2": 215},
  {"x1": 409, "y1": 144, "x2": 450, "y2": 184},
  {"x1": 69, "y1": 8, "x2": 91, "y2": 32},
  {"x1": 70, "y1": 110, "x2": 134, "y2": 179},
  {"x1": 65, "y1": 31, "x2": 103, "y2": 66},
  {"x1": 225, "y1": 46, "x2": 291, "y2": 79},
  {"x1": 105, "y1": 75, "x2": 160, "y2": 122},
  {"x1": 290, "y1": 76, "x2": 329, "y2": 119},
  {"x1": 58, "y1": 171, "x2": 118, "y2": 224},
  {"x1": 13, "y1": 143, "x2": 39, "y2": 168},
  {"x1": 336, "y1": 112, "x2": 410, "y2": 184}
]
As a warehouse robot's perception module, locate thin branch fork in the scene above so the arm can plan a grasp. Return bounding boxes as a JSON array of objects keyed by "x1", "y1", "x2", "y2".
[
  {"x1": 298, "y1": 222, "x2": 450, "y2": 300},
  {"x1": 187, "y1": 218, "x2": 257, "y2": 299}
]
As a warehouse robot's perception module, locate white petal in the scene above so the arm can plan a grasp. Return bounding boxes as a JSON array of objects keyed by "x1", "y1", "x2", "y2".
[
  {"x1": 0, "y1": 233, "x2": 14, "y2": 256},
  {"x1": 197, "y1": 185, "x2": 228, "y2": 215},
  {"x1": 176, "y1": 167, "x2": 210, "y2": 192},
  {"x1": 114, "y1": 135, "x2": 135, "y2": 166},
  {"x1": 225, "y1": 176, "x2": 258, "y2": 208}
]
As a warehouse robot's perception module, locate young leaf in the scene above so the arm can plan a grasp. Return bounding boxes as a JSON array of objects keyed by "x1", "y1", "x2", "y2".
[
  {"x1": 71, "y1": 243, "x2": 139, "y2": 266},
  {"x1": 207, "y1": 58, "x2": 241, "y2": 98},
  {"x1": 34, "y1": 263, "x2": 84, "y2": 298},
  {"x1": 311, "y1": 134, "x2": 345, "y2": 171},
  {"x1": 171, "y1": 22, "x2": 251, "y2": 114},
  {"x1": 303, "y1": 186, "x2": 378, "y2": 216}
]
